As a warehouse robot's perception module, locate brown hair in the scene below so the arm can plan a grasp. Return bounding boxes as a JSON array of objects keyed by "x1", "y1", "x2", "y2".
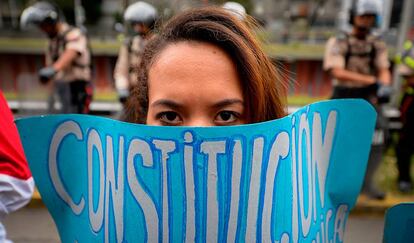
[{"x1": 124, "y1": 6, "x2": 286, "y2": 124}]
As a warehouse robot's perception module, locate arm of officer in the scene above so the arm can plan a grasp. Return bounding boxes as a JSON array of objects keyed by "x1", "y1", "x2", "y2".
[
  {"x1": 38, "y1": 49, "x2": 78, "y2": 84},
  {"x1": 330, "y1": 68, "x2": 376, "y2": 85},
  {"x1": 39, "y1": 29, "x2": 86, "y2": 83},
  {"x1": 377, "y1": 68, "x2": 391, "y2": 85},
  {"x1": 114, "y1": 42, "x2": 130, "y2": 92},
  {"x1": 52, "y1": 49, "x2": 78, "y2": 71},
  {"x1": 53, "y1": 28, "x2": 86, "y2": 72},
  {"x1": 375, "y1": 41, "x2": 392, "y2": 85}
]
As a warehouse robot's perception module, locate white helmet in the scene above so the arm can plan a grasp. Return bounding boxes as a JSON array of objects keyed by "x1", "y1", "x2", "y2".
[
  {"x1": 123, "y1": 1, "x2": 158, "y2": 28},
  {"x1": 222, "y1": 1, "x2": 246, "y2": 20},
  {"x1": 20, "y1": 1, "x2": 60, "y2": 29},
  {"x1": 355, "y1": 0, "x2": 381, "y2": 16}
]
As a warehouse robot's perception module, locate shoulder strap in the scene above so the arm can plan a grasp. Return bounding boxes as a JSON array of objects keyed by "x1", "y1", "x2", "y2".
[
  {"x1": 342, "y1": 34, "x2": 351, "y2": 69},
  {"x1": 49, "y1": 40, "x2": 59, "y2": 62},
  {"x1": 126, "y1": 37, "x2": 134, "y2": 67},
  {"x1": 369, "y1": 39, "x2": 377, "y2": 72},
  {"x1": 126, "y1": 37, "x2": 134, "y2": 54}
]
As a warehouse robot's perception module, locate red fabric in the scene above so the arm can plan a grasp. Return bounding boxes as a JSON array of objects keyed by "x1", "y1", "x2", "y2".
[{"x1": 0, "y1": 92, "x2": 32, "y2": 180}]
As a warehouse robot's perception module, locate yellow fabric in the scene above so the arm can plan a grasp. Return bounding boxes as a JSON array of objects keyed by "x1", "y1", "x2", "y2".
[{"x1": 403, "y1": 56, "x2": 414, "y2": 70}]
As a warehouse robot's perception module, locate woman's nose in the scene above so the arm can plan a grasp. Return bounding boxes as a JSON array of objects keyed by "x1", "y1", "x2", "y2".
[{"x1": 185, "y1": 117, "x2": 214, "y2": 127}]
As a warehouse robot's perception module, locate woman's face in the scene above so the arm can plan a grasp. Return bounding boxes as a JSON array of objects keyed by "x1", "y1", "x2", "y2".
[{"x1": 146, "y1": 41, "x2": 247, "y2": 126}]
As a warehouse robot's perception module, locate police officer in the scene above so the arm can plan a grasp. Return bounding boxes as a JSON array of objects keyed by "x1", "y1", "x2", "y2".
[
  {"x1": 395, "y1": 40, "x2": 414, "y2": 192},
  {"x1": 114, "y1": 1, "x2": 158, "y2": 105},
  {"x1": 21, "y1": 1, "x2": 92, "y2": 114},
  {"x1": 323, "y1": 0, "x2": 392, "y2": 199}
]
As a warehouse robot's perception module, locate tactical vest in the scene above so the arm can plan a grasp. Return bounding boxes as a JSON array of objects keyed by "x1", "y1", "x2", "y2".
[{"x1": 338, "y1": 33, "x2": 378, "y2": 76}]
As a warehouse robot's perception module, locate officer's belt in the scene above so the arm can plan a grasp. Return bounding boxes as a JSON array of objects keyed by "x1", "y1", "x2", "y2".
[
  {"x1": 332, "y1": 84, "x2": 378, "y2": 100},
  {"x1": 72, "y1": 61, "x2": 91, "y2": 69}
]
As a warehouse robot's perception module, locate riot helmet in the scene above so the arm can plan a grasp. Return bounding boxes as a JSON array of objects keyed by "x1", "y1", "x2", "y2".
[
  {"x1": 123, "y1": 1, "x2": 158, "y2": 35},
  {"x1": 349, "y1": 0, "x2": 381, "y2": 26},
  {"x1": 222, "y1": 1, "x2": 246, "y2": 20},
  {"x1": 20, "y1": 1, "x2": 60, "y2": 29},
  {"x1": 348, "y1": 0, "x2": 381, "y2": 37}
]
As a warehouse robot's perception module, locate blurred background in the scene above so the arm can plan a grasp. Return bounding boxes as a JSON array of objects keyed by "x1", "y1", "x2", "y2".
[{"x1": 0, "y1": 0, "x2": 410, "y2": 108}]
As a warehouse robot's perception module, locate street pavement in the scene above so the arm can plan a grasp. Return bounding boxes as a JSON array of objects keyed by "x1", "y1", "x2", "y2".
[
  {"x1": 2, "y1": 206, "x2": 384, "y2": 243},
  {"x1": 3, "y1": 207, "x2": 59, "y2": 243}
]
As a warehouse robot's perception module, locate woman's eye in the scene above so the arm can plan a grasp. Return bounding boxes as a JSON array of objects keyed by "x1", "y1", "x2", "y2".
[
  {"x1": 158, "y1": 111, "x2": 182, "y2": 125},
  {"x1": 215, "y1": 111, "x2": 239, "y2": 124}
]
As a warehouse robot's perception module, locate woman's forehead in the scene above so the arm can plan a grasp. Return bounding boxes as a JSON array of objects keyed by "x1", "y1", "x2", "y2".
[
  {"x1": 151, "y1": 41, "x2": 233, "y2": 67},
  {"x1": 149, "y1": 41, "x2": 238, "y2": 82},
  {"x1": 147, "y1": 40, "x2": 243, "y2": 100}
]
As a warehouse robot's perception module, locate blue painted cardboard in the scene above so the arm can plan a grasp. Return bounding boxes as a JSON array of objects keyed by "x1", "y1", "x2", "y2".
[
  {"x1": 16, "y1": 99, "x2": 376, "y2": 243},
  {"x1": 383, "y1": 203, "x2": 414, "y2": 243}
]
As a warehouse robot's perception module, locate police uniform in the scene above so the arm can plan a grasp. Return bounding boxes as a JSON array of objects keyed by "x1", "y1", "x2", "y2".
[
  {"x1": 396, "y1": 40, "x2": 414, "y2": 190},
  {"x1": 46, "y1": 23, "x2": 92, "y2": 114},
  {"x1": 324, "y1": 33, "x2": 390, "y2": 99},
  {"x1": 114, "y1": 35, "x2": 148, "y2": 98},
  {"x1": 324, "y1": 32, "x2": 390, "y2": 199},
  {"x1": 114, "y1": 1, "x2": 158, "y2": 105}
]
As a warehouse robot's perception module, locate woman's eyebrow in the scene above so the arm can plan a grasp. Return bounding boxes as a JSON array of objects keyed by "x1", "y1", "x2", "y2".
[
  {"x1": 150, "y1": 99, "x2": 182, "y2": 109},
  {"x1": 212, "y1": 99, "x2": 244, "y2": 109}
]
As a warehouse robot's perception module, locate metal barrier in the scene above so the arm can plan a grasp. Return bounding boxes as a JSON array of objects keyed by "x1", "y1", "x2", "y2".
[{"x1": 8, "y1": 100, "x2": 122, "y2": 116}]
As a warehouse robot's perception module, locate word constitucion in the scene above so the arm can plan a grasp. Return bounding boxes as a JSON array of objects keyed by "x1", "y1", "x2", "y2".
[{"x1": 45, "y1": 110, "x2": 347, "y2": 243}]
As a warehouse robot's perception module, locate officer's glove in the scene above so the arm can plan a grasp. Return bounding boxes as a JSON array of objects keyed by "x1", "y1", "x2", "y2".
[
  {"x1": 118, "y1": 89, "x2": 130, "y2": 104},
  {"x1": 377, "y1": 84, "x2": 393, "y2": 103},
  {"x1": 38, "y1": 66, "x2": 57, "y2": 84}
]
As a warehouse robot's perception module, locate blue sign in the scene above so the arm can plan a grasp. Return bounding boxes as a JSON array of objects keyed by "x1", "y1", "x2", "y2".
[
  {"x1": 383, "y1": 203, "x2": 414, "y2": 243},
  {"x1": 16, "y1": 99, "x2": 376, "y2": 243}
]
